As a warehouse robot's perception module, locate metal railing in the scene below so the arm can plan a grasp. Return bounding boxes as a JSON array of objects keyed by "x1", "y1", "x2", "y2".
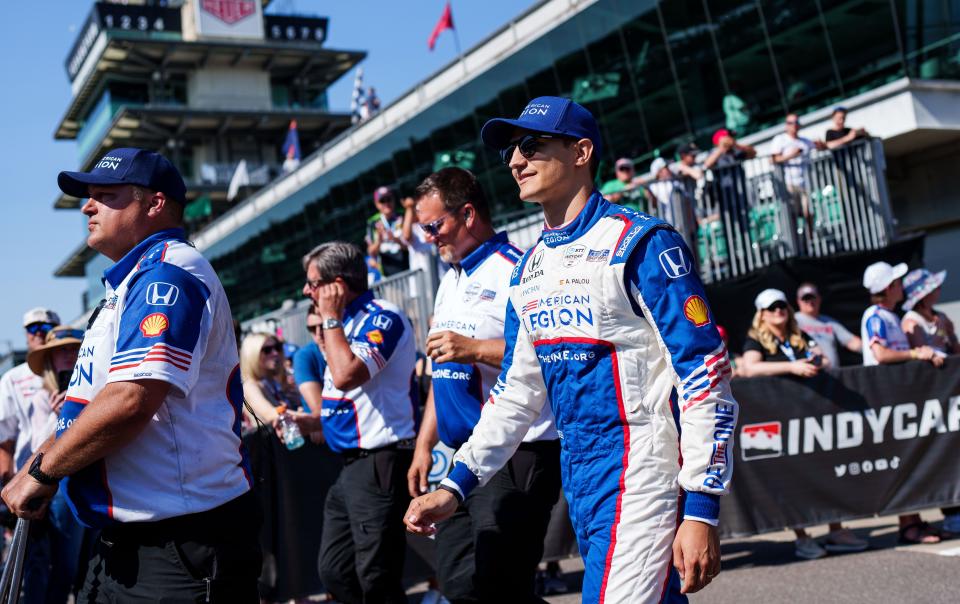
[
  {"x1": 240, "y1": 269, "x2": 433, "y2": 352},
  {"x1": 648, "y1": 138, "x2": 895, "y2": 284}
]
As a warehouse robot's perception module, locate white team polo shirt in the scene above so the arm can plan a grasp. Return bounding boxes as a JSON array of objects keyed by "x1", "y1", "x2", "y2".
[
  {"x1": 58, "y1": 228, "x2": 251, "y2": 528},
  {"x1": 320, "y1": 291, "x2": 418, "y2": 453},
  {"x1": 431, "y1": 231, "x2": 558, "y2": 449}
]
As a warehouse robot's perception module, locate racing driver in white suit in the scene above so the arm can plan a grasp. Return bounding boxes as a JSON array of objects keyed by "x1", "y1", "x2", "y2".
[{"x1": 405, "y1": 97, "x2": 738, "y2": 604}]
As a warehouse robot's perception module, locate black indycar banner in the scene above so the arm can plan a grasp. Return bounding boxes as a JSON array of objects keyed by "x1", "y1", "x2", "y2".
[{"x1": 719, "y1": 357, "x2": 960, "y2": 537}]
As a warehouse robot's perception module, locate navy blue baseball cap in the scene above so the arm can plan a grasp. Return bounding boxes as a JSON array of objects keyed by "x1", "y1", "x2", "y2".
[
  {"x1": 58, "y1": 148, "x2": 187, "y2": 203},
  {"x1": 480, "y1": 96, "x2": 603, "y2": 159}
]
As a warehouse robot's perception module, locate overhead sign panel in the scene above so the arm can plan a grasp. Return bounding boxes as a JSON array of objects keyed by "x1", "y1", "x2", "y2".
[
  {"x1": 194, "y1": 0, "x2": 264, "y2": 40},
  {"x1": 65, "y1": 2, "x2": 182, "y2": 81},
  {"x1": 263, "y1": 15, "x2": 329, "y2": 44}
]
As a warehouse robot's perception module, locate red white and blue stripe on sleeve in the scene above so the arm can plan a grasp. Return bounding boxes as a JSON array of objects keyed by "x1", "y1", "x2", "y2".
[{"x1": 110, "y1": 263, "x2": 210, "y2": 384}]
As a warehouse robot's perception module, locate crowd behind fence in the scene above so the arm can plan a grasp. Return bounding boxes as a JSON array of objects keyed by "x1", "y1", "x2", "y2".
[
  {"x1": 648, "y1": 137, "x2": 895, "y2": 284},
  {"x1": 243, "y1": 138, "x2": 896, "y2": 344}
]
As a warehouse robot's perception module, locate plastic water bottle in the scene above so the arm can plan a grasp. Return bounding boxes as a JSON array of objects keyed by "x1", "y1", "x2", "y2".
[{"x1": 276, "y1": 404, "x2": 305, "y2": 450}]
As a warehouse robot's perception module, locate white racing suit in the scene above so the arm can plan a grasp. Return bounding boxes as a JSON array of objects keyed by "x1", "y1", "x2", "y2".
[{"x1": 441, "y1": 192, "x2": 737, "y2": 603}]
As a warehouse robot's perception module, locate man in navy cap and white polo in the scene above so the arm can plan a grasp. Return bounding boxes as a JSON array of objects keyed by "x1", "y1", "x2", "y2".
[
  {"x1": 1, "y1": 148, "x2": 261, "y2": 602},
  {"x1": 405, "y1": 98, "x2": 737, "y2": 603}
]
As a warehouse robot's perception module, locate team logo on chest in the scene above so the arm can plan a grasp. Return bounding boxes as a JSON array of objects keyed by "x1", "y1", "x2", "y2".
[{"x1": 562, "y1": 244, "x2": 587, "y2": 268}]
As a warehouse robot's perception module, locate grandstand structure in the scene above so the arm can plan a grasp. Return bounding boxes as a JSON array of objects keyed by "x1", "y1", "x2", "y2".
[
  {"x1": 53, "y1": 0, "x2": 960, "y2": 324},
  {"x1": 51, "y1": 0, "x2": 363, "y2": 310}
]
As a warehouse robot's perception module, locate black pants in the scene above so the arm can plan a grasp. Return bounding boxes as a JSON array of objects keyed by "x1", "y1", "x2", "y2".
[
  {"x1": 77, "y1": 491, "x2": 262, "y2": 603},
  {"x1": 436, "y1": 440, "x2": 561, "y2": 604},
  {"x1": 318, "y1": 447, "x2": 412, "y2": 604}
]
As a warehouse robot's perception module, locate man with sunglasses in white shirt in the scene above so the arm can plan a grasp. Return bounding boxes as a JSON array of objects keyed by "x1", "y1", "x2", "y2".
[
  {"x1": 405, "y1": 97, "x2": 737, "y2": 604},
  {"x1": 0, "y1": 308, "x2": 61, "y2": 483},
  {"x1": 407, "y1": 167, "x2": 560, "y2": 603}
]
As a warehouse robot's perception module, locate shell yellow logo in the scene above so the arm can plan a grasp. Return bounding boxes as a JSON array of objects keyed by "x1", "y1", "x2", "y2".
[
  {"x1": 683, "y1": 295, "x2": 710, "y2": 327},
  {"x1": 140, "y1": 313, "x2": 170, "y2": 337},
  {"x1": 366, "y1": 329, "x2": 384, "y2": 345}
]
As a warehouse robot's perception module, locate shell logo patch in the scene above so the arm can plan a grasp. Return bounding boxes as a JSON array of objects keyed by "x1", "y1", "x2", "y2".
[
  {"x1": 683, "y1": 295, "x2": 710, "y2": 327},
  {"x1": 366, "y1": 329, "x2": 384, "y2": 345},
  {"x1": 140, "y1": 313, "x2": 170, "y2": 337}
]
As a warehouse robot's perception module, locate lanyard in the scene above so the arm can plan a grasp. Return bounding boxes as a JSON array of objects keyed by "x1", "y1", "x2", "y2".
[{"x1": 778, "y1": 339, "x2": 798, "y2": 362}]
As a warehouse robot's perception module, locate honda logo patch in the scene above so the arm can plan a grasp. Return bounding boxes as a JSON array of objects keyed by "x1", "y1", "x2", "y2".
[
  {"x1": 145, "y1": 282, "x2": 180, "y2": 306},
  {"x1": 658, "y1": 246, "x2": 691, "y2": 279}
]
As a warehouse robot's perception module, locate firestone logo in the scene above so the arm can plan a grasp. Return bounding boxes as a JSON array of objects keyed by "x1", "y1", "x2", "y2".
[{"x1": 202, "y1": 0, "x2": 256, "y2": 24}]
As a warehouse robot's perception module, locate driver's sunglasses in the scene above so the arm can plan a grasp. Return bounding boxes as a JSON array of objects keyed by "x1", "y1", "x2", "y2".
[
  {"x1": 800, "y1": 294, "x2": 818, "y2": 302},
  {"x1": 500, "y1": 134, "x2": 558, "y2": 165},
  {"x1": 26, "y1": 322, "x2": 56, "y2": 336}
]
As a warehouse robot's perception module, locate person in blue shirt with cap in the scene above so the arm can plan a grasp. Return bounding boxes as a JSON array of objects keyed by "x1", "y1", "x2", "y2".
[
  {"x1": 404, "y1": 98, "x2": 738, "y2": 603},
  {"x1": 1, "y1": 148, "x2": 260, "y2": 602}
]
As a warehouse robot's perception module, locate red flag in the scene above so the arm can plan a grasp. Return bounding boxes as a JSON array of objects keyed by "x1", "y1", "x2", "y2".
[{"x1": 428, "y1": 2, "x2": 455, "y2": 51}]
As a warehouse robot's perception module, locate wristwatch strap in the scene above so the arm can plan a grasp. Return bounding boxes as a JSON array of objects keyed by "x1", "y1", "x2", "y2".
[
  {"x1": 437, "y1": 483, "x2": 463, "y2": 504},
  {"x1": 28, "y1": 452, "x2": 58, "y2": 486},
  {"x1": 322, "y1": 317, "x2": 343, "y2": 330}
]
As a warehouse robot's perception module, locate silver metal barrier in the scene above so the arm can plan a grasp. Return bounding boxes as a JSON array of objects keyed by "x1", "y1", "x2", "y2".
[{"x1": 692, "y1": 137, "x2": 894, "y2": 284}]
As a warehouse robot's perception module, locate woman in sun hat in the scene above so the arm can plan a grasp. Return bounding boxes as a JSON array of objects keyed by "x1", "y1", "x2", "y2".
[
  {"x1": 901, "y1": 267, "x2": 960, "y2": 535},
  {"x1": 23, "y1": 325, "x2": 86, "y2": 603},
  {"x1": 901, "y1": 268, "x2": 959, "y2": 356}
]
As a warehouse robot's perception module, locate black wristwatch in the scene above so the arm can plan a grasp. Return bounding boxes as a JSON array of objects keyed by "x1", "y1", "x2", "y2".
[
  {"x1": 437, "y1": 483, "x2": 463, "y2": 504},
  {"x1": 28, "y1": 452, "x2": 58, "y2": 486}
]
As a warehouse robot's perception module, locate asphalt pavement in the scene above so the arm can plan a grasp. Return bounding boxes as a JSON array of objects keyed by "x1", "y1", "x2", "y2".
[{"x1": 538, "y1": 510, "x2": 959, "y2": 604}]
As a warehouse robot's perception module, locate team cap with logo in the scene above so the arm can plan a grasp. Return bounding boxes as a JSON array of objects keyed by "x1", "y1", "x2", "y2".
[
  {"x1": 480, "y1": 96, "x2": 603, "y2": 159},
  {"x1": 58, "y1": 148, "x2": 187, "y2": 203}
]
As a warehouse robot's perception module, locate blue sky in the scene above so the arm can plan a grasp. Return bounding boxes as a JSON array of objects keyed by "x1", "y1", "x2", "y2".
[{"x1": 0, "y1": 0, "x2": 535, "y2": 350}]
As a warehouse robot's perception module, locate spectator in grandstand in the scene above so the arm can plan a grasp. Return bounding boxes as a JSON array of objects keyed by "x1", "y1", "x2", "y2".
[
  {"x1": 795, "y1": 282, "x2": 862, "y2": 367},
  {"x1": 824, "y1": 107, "x2": 869, "y2": 150},
  {"x1": 703, "y1": 129, "x2": 756, "y2": 252},
  {"x1": 647, "y1": 157, "x2": 698, "y2": 247},
  {"x1": 771, "y1": 114, "x2": 825, "y2": 235},
  {"x1": 739, "y1": 289, "x2": 868, "y2": 558},
  {"x1": 703, "y1": 128, "x2": 756, "y2": 170},
  {"x1": 861, "y1": 261, "x2": 947, "y2": 544},
  {"x1": 4, "y1": 324, "x2": 86, "y2": 603},
  {"x1": 366, "y1": 185, "x2": 410, "y2": 277},
  {"x1": 673, "y1": 142, "x2": 704, "y2": 185},
  {"x1": 240, "y1": 332, "x2": 298, "y2": 425},
  {"x1": 407, "y1": 167, "x2": 561, "y2": 603},
  {"x1": 289, "y1": 241, "x2": 417, "y2": 604},
  {"x1": 900, "y1": 268, "x2": 960, "y2": 534},
  {"x1": 599, "y1": 157, "x2": 646, "y2": 211}
]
